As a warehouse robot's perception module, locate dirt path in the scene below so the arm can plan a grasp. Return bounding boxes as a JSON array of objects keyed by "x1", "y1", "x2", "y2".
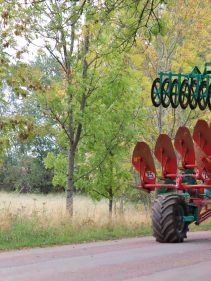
[{"x1": 0, "y1": 231, "x2": 211, "y2": 281}]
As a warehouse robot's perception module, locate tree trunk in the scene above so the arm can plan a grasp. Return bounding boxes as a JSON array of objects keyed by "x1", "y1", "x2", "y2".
[
  {"x1": 108, "y1": 153, "x2": 114, "y2": 218},
  {"x1": 109, "y1": 197, "x2": 113, "y2": 216},
  {"x1": 108, "y1": 185, "x2": 113, "y2": 218},
  {"x1": 65, "y1": 25, "x2": 89, "y2": 216},
  {"x1": 119, "y1": 196, "x2": 124, "y2": 215},
  {"x1": 66, "y1": 105, "x2": 76, "y2": 217},
  {"x1": 66, "y1": 144, "x2": 75, "y2": 216}
]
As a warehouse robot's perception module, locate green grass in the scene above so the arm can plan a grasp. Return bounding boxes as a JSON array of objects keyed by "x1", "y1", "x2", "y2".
[
  {"x1": 189, "y1": 219, "x2": 211, "y2": 232},
  {"x1": 0, "y1": 217, "x2": 151, "y2": 250},
  {"x1": 0, "y1": 215, "x2": 211, "y2": 250},
  {"x1": 1, "y1": 217, "x2": 211, "y2": 250}
]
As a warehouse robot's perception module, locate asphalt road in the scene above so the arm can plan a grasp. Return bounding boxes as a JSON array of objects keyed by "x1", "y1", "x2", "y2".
[{"x1": 0, "y1": 231, "x2": 211, "y2": 281}]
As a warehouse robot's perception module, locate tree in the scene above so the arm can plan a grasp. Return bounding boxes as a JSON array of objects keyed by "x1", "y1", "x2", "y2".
[
  {"x1": 71, "y1": 52, "x2": 147, "y2": 215},
  {"x1": 44, "y1": 49, "x2": 148, "y2": 215},
  {"x1": 130, "y1": 0, "x2": 211, "y2": 144},
  {"x1": 1, "y1": 0, "x2": 164, "y2": 214},
  {"x1": 0, "y1": 87, "x2": 57, "y2": 192}
]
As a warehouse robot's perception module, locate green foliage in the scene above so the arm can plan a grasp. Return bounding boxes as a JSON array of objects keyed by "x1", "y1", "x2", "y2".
[
  {"x1": 77, "y1": 53, "x2": 142, "y2": 201},
  {"x1": 0, "y1": 0, "x2": 209, "y2": 217},
  {"x1": 150, "y1": 19, "x2": 167, "y2": 36},
  {"x1": 1, "y1": 155, "x2": 53, "y2": 193},
  {"x1": 42, "y1": 50, "x2": 147, "y2": 203},
  {"x1": 0, "y1": 75, "x2": 60, "y2": 192},
  {"x1": 0, "y1": 1, "x2": 167, "y2": 210},
  {"x1": 45, "y1": 152, "x2": 66, "y2": 188},
  {"x1": 130, "y1": 0, "x2": 211, "y2": 145}
]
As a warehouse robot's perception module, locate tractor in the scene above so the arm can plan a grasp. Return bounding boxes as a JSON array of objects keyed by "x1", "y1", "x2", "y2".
[{"x1": 132, "y1": 119, "x2": 211, "y2": 242}]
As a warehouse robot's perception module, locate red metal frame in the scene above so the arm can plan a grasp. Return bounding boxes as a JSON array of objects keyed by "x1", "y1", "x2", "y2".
[{"x1": 132, "y1": 120, "x2": 211, "y2": 224}]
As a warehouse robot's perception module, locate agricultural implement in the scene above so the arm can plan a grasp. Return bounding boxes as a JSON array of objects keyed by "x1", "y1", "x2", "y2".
[
  {"x1": 151, "y1": 62, "x2": 211, "y2": 110},
  {"x1": 132, "y1": 119, "x2": 211, "y2": 243}
]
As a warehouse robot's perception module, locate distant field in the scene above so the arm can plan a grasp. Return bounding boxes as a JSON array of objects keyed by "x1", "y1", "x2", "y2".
[{"x1": 0, "y1": 192, "x2": 210, "y2": 250}]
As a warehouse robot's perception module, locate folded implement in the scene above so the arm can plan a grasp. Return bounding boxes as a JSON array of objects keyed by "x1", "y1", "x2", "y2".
[{"x1": 132, "y1": 120, "x2": 211, "y2": 242}]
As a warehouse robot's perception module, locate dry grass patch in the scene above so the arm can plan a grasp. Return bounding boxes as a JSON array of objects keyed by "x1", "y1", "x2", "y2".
[
  {"x1": 0, "y1": 192, "x2": 152, "y2": 250},
  {"x1": 0, "y1": 191, "x2": 150, "y2": 232}
]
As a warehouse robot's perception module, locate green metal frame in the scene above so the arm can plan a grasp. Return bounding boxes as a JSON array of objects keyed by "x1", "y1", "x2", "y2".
[
  {"x1": 154, "y1": 62, "x2": 211, "y2": 101},
  {"x1": 159, "y1": 170, "x2": 201, "y2": 224}
]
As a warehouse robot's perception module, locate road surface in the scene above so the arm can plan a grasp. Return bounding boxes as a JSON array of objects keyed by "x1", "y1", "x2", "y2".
[{"x1": 0, "y1": 231, "x2": 211, "y2": 281}]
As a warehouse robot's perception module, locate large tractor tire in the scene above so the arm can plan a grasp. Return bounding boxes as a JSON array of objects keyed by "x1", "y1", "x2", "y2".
[{"x1": 152, "y1": 194, "x2": 189, "y2": 243}]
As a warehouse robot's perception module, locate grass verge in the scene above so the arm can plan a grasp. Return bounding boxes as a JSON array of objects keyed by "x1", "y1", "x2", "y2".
[
  {"x1": 189, "y1": 220, "x2": 211, "y2": 232},
  {"x1": 0, "y1": 217, "x2": 151, "y2": 250},
  {"x1": 1, "y1": 217, "x2": 211, "y2": 251}
]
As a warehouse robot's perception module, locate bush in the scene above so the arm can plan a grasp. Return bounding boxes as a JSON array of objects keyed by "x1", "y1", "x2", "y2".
[{"x1": 0, "y1": 155, "x2": 54, "y2": 193}]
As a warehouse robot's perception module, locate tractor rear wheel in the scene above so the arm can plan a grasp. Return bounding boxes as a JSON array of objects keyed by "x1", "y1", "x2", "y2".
[{"x1": 152, "y1": 194, "x2": 189, "y2": 243}]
